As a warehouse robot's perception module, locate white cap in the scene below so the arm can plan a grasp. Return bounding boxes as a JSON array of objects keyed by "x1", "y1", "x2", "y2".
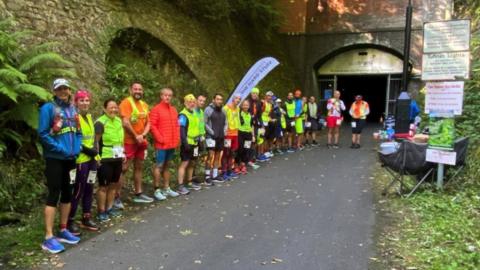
[
  {"x1": 275, "y1": 98, "x2": 282, "y2": 103},
  {"x1": 265, "y1": 91, "x2": 274, "y2": 96},
  {"x1": 52, "y1": 78, "x2": 71, "y2": 90}
]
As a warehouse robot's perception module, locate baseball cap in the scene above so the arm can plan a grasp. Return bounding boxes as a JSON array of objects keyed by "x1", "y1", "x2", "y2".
[
  {"x1": 74, "y1": 89, "x2": 90, "y2": 102},
  {"x1": 265, "y1": 91, "x2": 274, "y2": 96},
  {"x1": 275, "y1": 98, "x2": 282, "y2": 103},
  {"x1": 52, "y1": 78, "x2": 71, "y2": 90},
  {"x1": 251, "y1": 87, "x2": 260, "y2": 94}
]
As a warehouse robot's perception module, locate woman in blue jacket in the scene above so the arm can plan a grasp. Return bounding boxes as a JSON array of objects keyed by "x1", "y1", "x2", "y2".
[{"x1": 37, "y1": 78, "x2": 82, "y2": 253}]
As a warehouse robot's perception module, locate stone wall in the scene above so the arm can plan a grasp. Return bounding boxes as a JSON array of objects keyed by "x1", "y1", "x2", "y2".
[{"x1": 0, "y1": 0, "x2": 296, "y2": 95}]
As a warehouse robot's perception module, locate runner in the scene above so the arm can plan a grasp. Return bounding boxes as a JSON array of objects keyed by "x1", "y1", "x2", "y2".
[
  {"x1": 95, "y1": 99, "x2": 124, "y2": 222},
  {"x1": 177, "y1": 94, "x2": 201, "y2": 195},
  {"x1": 349, "y1": 95, "x2": 370, "y2": 149},
  {"x1": 237, "y1": 100, "x2": 255, "y2": 175},
  {"x1": 247, "y1": 88, "x2": 264, "y2": 166},
  {"x1": 119, "y1": 82, "x2": 153, "y2": 203},
  {"x1": 68, "y1": 90, "x2": 99, "y2": 235},
  {"x1": 294, "y1": 90, "x2": 305, "y2": 150},
  {"x1": 150, "y1": 88, "x2": 180, "y2": 200},
  {"x1": 273, "y1": 98, "x2": 285, "y2": 154},
  {"x1": 204, "y1": 93, "x2": 227, "y2": 183},
  {"x1": 222, "y1": 95, "x2": 241, "y2": 180},
  {"x1": 260, "y1": 91, "x2": 275, "y2": 159},
  {"x1": 188, "y1": 94, "x2": 207, "y2": 187},
  {"x1": 283, "y1": 92, "x2": 296, "y2": 153},
  {"x1": 326, "y1": 90, "x2": 346, "y2": 149},
  {"x1": 305, "y1": 96, "x2": 321, "y2": 146},
  {"x1": 38, "y1": 78, "x2": 81, "y2": 253}
]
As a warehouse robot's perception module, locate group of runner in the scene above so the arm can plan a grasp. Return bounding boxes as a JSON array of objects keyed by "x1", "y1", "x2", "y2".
[{"x1": 37, "y1": 78, "x2": 370, "y2": 254}]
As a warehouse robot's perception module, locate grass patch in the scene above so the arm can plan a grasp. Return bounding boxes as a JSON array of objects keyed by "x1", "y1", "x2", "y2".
[{"x1": 372, "y1": 164, "x2": 480, "y2": 270}]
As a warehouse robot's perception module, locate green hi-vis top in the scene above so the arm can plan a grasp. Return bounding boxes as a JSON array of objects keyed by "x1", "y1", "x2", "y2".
[
  {"x1": 195, "y1": 108, "x2": 206, "y2": 136},
  {"x1": 261, "y1": 102, "x2": 272, "y2": 123},
  {"x1": 239, "y1": 111, "x2": 253, "y2": 133},
  {"x1": 96, "y1": 114, "x2": 124, "y2": 159},
  {"x1": 127, "y1": 96, "x2": 148, "y2": 123},
  {"x1": 77, "y1": 113, "x2": 99, "y2": 164},
  {"x1": 285, "y1": 101, "x2": 296, "y2": 118},
  {"x1": 180, "y1": 108, "x2": 200, "y2": 145}
]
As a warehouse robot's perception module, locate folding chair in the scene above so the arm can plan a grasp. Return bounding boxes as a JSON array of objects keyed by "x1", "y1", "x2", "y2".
[{"x1": 379, "y1": 140, "x2": 435, "y2": 197}]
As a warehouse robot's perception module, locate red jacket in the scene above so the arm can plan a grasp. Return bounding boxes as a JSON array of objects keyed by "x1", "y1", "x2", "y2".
[{"x1": 149, "y1": 102, "x2": 180, "y2": 150}]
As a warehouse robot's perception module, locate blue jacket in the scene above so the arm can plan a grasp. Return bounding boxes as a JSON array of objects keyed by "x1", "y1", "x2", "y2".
[{"x1": 38, "y1": 98, "x2": 82, "y2": 160}]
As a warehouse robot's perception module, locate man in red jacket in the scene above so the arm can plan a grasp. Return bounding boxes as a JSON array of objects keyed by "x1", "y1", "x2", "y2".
[{"x1": 150, "y1": 88, "x2": 180, "y2": 200}]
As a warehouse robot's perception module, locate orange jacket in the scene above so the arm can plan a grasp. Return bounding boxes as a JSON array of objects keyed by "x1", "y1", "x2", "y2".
[{"x1": 149, "y1": 102, "x2": 180, "y2": 150}]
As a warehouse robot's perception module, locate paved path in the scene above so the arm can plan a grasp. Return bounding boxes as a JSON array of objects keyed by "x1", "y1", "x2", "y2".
[{"x1": 59, "y1": 127, "x2": 377, "y2": 270}]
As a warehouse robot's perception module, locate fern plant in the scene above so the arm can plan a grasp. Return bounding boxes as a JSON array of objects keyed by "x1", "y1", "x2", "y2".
[{"x1": 0, "y1": 18, "x2": 76, "y2": 158}]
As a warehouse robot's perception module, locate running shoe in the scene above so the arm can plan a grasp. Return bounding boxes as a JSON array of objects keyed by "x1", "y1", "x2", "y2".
[
  {"x1": 264, "y1": 151, "x2": 274, "y2": 158},
  {"x1": 133, "y1": 193, "x2": 154, "y2": 203},
  {"x1": 80, "y1": 216, "x2": 99, "y2": 231},
  {"x1": 287, "y1": 148, "x2": 295, "y2": 153},
  {"x1": 333, "y1": 144, "x2": 340, "y2": 149},
  {"x1": 233, "y1": 167, "x2": 242, "y2": 174},
  {"x1": 154, "y1": 189, "x2": 167, "y2": 201},
  {"x1": 240, "y1": 165, "x2": 248, "y2": 175},
  {"x1": 248, "y1": 161, "x2": 260, "y2": 170},
  {"x1": 227, "y1": 171, "x2": 239, "y2": 179},
  {"x1": 190, "y1": 182, "x2": 202, "y2": 191},
  {"x1": 257, "y1": 154, "x2": 269, "y2": 162},
  {"x1": 312, "y1": 140, "x2": 318, "y2": 146},
  {"x1": 212, "y1": 176, "x2": 225, "y2": 183},
  {"x1": 177, "y1": 185, "x2": 190, "y2": 195},
  {"x1": 97, "y1": 212, "x2": 110, "y2": 223},
  {"x1": 57, "y1": 229, "x2": 80, "y2": 244},
  {"x1": 350, "y1": 143, "x2": 356, "y2": 149},
  {"x1": 327, "y1": 143, "x2": 333, "y2": 149},
  {"x1": 298, "y1": 145, "x2": 305, "y2": 151},
  {"x1": 41, "y1": 237, "x2": 65, "y2": 254},
  {"x1": 107, "y1": 208, "x2": 122, "y2": 218},
  {"x1": 222, "y1": 172, "x2": 232, "y2": 181},
  {"x1": 113, "y1": 197, "x2": 125, "y2": 210},
  {"x1": 203, "y1": 179, "x2": 214, "y2": 186},
  {"x1": 162, "y1": 187, "x2": 179, "y2": 198},
  {"x1": 67, "y1": 222, "x2": 81, "y2": 236}
]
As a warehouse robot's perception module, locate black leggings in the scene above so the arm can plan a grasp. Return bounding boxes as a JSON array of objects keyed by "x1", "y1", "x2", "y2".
[
  {"x1": 44, "y1": 158, "x2": 76, "y2": 207},
  {"x1": 238, "y1": 131, "x2": 253, "y2": 164}
]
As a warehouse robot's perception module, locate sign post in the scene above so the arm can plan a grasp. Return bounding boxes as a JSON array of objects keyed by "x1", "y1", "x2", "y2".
[{"x1": 421, "y1": 19, "x2": 470, "y2": 189}]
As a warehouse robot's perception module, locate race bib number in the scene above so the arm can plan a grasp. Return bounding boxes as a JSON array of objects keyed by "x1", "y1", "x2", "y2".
[
  {"x1": 244, "y1": 140, "x2": 252, "y2": 149},
  {"x1": 351, "y1": 121, "x2": 357, "y2": 128},
  {"x1": 224, "y1": 139, "x2": 232, "y2": 148},
  {"x1": 305, "y1": 122, "x2": 312, "y2": 128},
  {"x1": 206, "y1": 138, "x2": 216, "y2": 148},
  {"x1": 69, "y1": 169, "x2": 76, "y2": 184},
  {"x1": 112, "y1": 146, "x2": 125, "y2": 158},
  {"x1": 258, "y1": 128, "x2": 265, "y2": 136},
  {"x1": 290, "y1": 121, "x2": 295, "y2": 127},
  {"x1": 87, "y1": 170, "x2": 97, "y2": 184},
  {"x1": 193, "y1": 147, "x2": 199, "y2": 157}
]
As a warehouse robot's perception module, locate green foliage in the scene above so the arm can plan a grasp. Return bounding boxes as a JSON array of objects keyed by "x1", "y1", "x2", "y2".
[
  {"x1": 105, "y1": 28, "x2": 204, "y2": 108},
  {"x1": 0, "y1": 18, "x2": 76, "y2": 158}
]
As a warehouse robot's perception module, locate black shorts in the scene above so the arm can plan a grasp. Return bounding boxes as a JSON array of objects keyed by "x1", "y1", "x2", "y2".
[
  {"x1": 98, "y1": 159, "x2": 122, "y2": 187},
  {"x1": 306, "y1": 118, "x2": 320, "y2": 132},
  {"x1": 180, "y1": 145, "x2": 199, "y2": 161},
  {"x1": 351, "y1": 119, "x2": 366, "y2": 134},
  {"x1": 265, "y1": 122, "x2": 276, "y2": 140},
  {"x1": 285, "y1": 119, "x2": 295, "y2": 133},
  {"x1": 206, "y1": 137, "x2": 224, "y2": 151}
]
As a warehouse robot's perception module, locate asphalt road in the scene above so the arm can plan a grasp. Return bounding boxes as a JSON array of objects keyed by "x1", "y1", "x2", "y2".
[{"x1": 58, "y1": 126, "x2": 377, "y2": 270}]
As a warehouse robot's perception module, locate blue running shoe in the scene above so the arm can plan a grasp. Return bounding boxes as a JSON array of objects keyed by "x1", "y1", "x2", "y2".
[
  {"x1": 41, "y1": 237, "x2": 65, "y2": 254},
  {"x1": 257, "y1": 154, "x2": 268, "y2": 162},
  {"x1": 228, "y1": 171, "x2": 239, "y2": 179},
  {"x1": 57, "y1": 229, "x2": 80, "y2": 244},
  {"x1": 97, "y1": 212, "x2": 110, "y2": 223},
  {"x1": 222, "y1": 172, "x2": 231, "y2": 181},
  {"x1": 107, "y1": 208, "x2": 123, "y2": 218}
]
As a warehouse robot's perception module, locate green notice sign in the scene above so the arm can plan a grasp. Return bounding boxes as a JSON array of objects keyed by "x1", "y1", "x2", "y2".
[{"x1": 428, "y1": 113, "x2": 455, "y2": 150}]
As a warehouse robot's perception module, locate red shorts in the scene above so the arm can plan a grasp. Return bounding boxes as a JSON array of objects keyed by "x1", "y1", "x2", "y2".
[
  {"x1": 124, "y1": 143, "x2": 148, "y2": 160},
  {"x1": 224, "y1": 135, "x2": 239, "y2": 151},
  {"x1": 326, "y1": 116, "x2": 341, "y2": 128}
]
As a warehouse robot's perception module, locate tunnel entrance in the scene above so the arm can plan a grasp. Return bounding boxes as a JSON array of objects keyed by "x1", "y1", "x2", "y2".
[{"x1": 337, "y1": 75, "x2": 386, "y2": 123}]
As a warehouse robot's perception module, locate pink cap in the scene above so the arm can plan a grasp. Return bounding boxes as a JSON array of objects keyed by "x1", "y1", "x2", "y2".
[{"x1": 74, "y1": 89, "x2": 91, "y2": 102}]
